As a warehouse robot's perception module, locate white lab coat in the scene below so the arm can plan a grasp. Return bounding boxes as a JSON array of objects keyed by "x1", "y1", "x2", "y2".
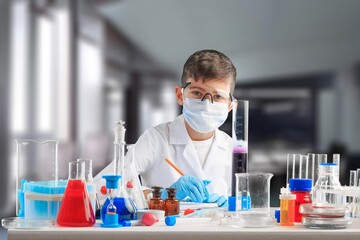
[{"x1": 94, "y1": 115, "x2": 232, "y2": 198}]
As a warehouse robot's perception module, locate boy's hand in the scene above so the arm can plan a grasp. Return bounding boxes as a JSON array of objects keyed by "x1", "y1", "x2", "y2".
[
  {"x1": 205, "y1": 193, "x2": 228, "y2": 207},
  {"x1": 161, "y1": 176, "x2": 208, "y2": 202}
]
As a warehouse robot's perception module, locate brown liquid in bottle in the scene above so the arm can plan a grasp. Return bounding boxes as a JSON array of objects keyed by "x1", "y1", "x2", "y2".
[
  {"x1": 149, "y1": 186, "x2": 164, "y2": 210},
  {"x1": 164, "y1": 187, "x2": 179, "y2": 216}
]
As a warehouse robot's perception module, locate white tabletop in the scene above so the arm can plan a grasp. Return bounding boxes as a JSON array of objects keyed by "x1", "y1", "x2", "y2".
[{"x1": 7, "y1": 220, "x2": 360, "y2": 240}]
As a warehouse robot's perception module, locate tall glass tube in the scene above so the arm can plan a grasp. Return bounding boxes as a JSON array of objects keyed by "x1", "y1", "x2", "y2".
[{"x1": 232, "y1": 100, "x2": 249, "y2": 196}]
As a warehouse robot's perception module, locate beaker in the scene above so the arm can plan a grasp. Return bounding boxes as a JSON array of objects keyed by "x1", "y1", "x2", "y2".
[
  {"x1": 230, "y1": 173, "x2": 274, "y2": 228},
  {"x1": 231, "y1": 100, "x2": 249, "y2": 196},
  {"x1": 235, "y1": 173, "x2": 273, "y2": 213},
  {"x1": 15, "y1": 139, "x2": 59, "y2": 217},
  {"x1": 57, "y1": 160, "x2": 95, "y2": 227}
]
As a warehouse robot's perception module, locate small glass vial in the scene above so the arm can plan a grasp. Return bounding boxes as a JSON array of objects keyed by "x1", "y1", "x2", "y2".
[
  {"x1": 149, "y1": 186, "x2": 164, "y2": 210},
  {"x1": 289, "y1": 178, "x2": 312, "y2": 222},
  {"x1": 279, "y1": 187, "x2": 296, "y2": 226},
  {"x1": 164, "y1": 188, "x2": 179, "y2": 216}
]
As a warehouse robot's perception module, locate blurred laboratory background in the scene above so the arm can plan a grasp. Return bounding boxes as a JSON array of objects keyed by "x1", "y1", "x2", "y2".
[{"x1": 1, "y1": 0, "x2": 360, "y2": 234}]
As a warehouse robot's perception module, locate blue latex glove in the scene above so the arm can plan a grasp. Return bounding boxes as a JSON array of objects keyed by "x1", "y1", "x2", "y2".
[
  {"x1": 161, "y1": 176, "x2": 209, "y2": 202},
  {"x1": 206, "y1": 193, "x2": 228, "y2": 207}
]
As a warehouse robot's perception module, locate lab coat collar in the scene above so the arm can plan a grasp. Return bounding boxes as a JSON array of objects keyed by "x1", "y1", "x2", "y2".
[{"x1": 169, "y1": 115, "x2": 191, "y2": 145}]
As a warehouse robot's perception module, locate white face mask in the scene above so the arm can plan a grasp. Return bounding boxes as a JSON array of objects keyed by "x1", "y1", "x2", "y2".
[{"x1": 182, "y1": 98, "x2": 229, "y2": 133}]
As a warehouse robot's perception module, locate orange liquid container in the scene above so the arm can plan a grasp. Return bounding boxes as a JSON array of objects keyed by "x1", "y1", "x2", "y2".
[
  {"x1": 164, "y1": 188, "x2": 179, "y2": 216},
  {"x1": 279, "y1": 188, "x2": 296, "y2": 226},
  {"x1": 57, "y1": 161, "x2": 95, "y2": 227}
]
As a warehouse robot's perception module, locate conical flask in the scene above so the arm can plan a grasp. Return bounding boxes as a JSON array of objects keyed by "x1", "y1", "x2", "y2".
[
  {"x1": 57, "y1": 161, "x2": 95, "y2": 227},
  {"x1": 101, "y1": 121, "x2": 137, "y2": 222}
]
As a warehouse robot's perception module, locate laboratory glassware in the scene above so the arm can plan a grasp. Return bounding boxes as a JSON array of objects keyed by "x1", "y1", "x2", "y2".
[
  {"x1": 101, "y1": 175, "x2": 122, "y2": 228},
  {"x1": 124, "y1": 144, "x2": 148, "y2": 209},
  {"x1": 101, "y1": 121, "x2": 137, "y2": 222},
  {"x1": 299, "y1": 203, "x2": 351, "y2": 229},
  {"x1": 164, "y1": 188, "x2": 179, "y2": 216},
  {"x1": 231, "y1": 100, "x2": 249, "y2": 196},
  {"x1": 76, "y1": 158, "x2": 97, "y2": 214},
  {"x1": 235, "y1": 172, "x2": 273, "y2": 213},
  {"x1": 149, "y1": 186, "x2": 164, "y2": 210},
  {"x1": 279, "y1": 187, "x2": 295, "y2": 226},
  {"x1": 312, "y1": 163, "x2": 345, "y2": 207},
  {"x1": 57, "y1": 160, "x2": 95, "y2": 227},
  {"x1": 15, "y1": 139, "x2": 59, "y2": 218},
  {"x1": 289, "y1": 178, "x2": 312, "y2": 222}
]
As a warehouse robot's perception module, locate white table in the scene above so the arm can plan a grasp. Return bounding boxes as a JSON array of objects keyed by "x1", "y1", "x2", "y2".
[{"x1": 7, "y1": 220, "x2": 360, "y2": 240}]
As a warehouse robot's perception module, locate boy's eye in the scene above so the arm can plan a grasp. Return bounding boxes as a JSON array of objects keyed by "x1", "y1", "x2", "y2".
[
  {"x1": 191, "y1": 91, "x2": 203, "y2": 97},
  {"x1": 213, "y1": 95, "x2": 224, "y2": 100}
]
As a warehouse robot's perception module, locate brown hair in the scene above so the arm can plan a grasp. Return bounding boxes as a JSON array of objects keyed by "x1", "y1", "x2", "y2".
[{"x1": 181, "y1": 50, "x2": 237, "y2": 93}]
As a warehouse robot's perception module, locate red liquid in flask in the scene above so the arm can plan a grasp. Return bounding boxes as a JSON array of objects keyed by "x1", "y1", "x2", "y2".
[{"x1": 57, "y1": 179, "x2": 95, "y2": 227}]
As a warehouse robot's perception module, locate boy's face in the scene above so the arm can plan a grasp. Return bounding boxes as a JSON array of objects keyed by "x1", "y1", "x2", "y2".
[{"x1": 176, "y1": 78, "x2": 234, "y2": 111}]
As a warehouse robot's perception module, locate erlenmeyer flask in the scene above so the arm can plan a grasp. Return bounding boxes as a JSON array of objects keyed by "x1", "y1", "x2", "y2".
[
  {"x1": 101, "y1": 121, "x2": 137, "y2": 222},
  {"x1": 124, "y1": 144, "x2": 148, "y2": 209},
  {"x1": 57, "y1": 161, "x2": 95, "y2": 227}
]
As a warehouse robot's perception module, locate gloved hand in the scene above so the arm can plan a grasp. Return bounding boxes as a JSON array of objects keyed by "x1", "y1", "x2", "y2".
[
  {"x1": 205, "y1": 193, "x2": 228, "y2": 207},
  {"x1": 161, "y1": 176, "x2": 209, "y2": 203}
]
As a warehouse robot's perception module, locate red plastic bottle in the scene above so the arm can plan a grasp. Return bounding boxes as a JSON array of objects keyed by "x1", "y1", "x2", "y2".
[{"x1": 289, "y1": 178, "x2": 312, "y2": 223}]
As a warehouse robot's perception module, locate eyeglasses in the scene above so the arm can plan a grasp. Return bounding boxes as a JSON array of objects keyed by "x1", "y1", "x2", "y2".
[{"x1": 182, "y1": 82, "x2": 235, "y2": 105}]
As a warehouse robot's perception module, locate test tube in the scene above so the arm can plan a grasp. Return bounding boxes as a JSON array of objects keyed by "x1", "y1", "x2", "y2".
[
  {"x1": 349, "y1": 170, "x2": 357, "y2": 187},
  {"x1": 286, "y1": 154, "x2": 300, "y2": 186},
  {"x1": 308, "y1": 153, "x2": 317, "y2": 186},
  {"x1": 357, "y1": 169, "x2": 360, "y2": 187},
  {"x1": 299, "y1": 154, "x2": 309, "y2": 179},
  {"x1": 319, "y1": 154, "x2": 327, "y2": 165},
  {"x1": 333, "y1": 154, "x2": 340, "y2": 165}
]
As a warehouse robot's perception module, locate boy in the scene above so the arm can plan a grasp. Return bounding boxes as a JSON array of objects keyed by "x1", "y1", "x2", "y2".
[{"x1": 95, "y1": 50, "x2": 236, "y2": 206}]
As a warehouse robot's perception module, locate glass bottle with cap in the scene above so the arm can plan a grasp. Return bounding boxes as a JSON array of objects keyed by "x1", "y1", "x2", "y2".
[
  {"x1": 289, "y1": 178, "x2": 312, "y2": 222},
  {"x1": 149, "y1": 186, "x2": 164, "y2": 210},
  {"x1": 313, "y1": 162, "x2": 344, "y2": 207},
  {"x1": 164, "y1": 188, "x2": 179, "y2": 216}
]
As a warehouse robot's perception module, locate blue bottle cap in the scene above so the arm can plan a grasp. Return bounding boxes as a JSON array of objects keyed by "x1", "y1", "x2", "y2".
[
  {"x1": 320, "y1": 163, "x2": 338, "y2": 166},
  {"x1": 289, "y1": 178, "x2": 312, "y2": 192},
  {"x1": 102, "y1": 175, "x2": 121, "y2": 189},
  {"x1": 228, "y1": 196, "x2": 236, "y2": 211},
  {"x1": 100, "y1": 213, "x2": 121, "y2": 228},
  {"x1": 165, "y1": 216, "x2": 179, "y2": 226},
  {"x1": 122, "y1": 220, "x2": 131, "y2": 227},
  {"x1": 274, "y1": 209, "x2": 280, "y2": 223}
]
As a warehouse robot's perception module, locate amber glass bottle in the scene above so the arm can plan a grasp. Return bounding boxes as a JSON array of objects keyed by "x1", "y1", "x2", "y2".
[
  {"x1": 149, "y1": 186, "x2": 164, "y2": 210},
  {"x1": 164, "y1": 188, "x2": 179, "y2": 216}
]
